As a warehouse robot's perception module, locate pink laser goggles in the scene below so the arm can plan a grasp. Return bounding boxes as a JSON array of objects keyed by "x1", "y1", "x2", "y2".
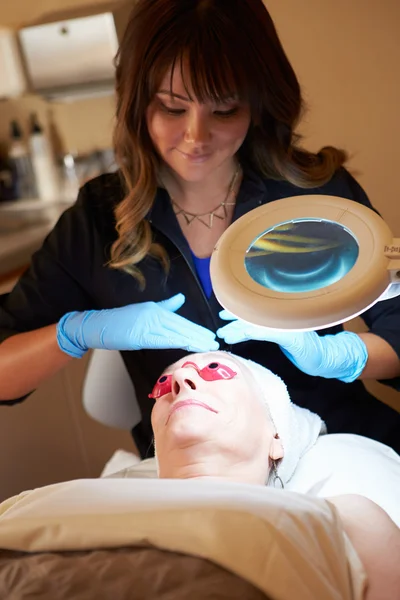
[{"x1": 148, "y1": 361, "x2": 237, "y2": 399}]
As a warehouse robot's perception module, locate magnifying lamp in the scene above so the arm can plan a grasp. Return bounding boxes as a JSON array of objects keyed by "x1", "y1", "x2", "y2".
[{"x1": 210, "y1": 195, "x2": 400, "y2": 331}]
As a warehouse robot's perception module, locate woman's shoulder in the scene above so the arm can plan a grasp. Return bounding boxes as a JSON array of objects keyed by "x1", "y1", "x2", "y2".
[
  {"x1": 77, "y1": 171, "x2": 125, "y2": 214},
  {"x1": 57, "y1": 171, "x2": 125, "y2": 240},
  {"x1": 258, "y1": 167, "x2": 372, "y2": 209},
  {"x1": 317, "y1": 167, "x2": 372, "y2": 207},
  {"x1": 40, "y1": 172, "x2": 124, "y2": 255}
]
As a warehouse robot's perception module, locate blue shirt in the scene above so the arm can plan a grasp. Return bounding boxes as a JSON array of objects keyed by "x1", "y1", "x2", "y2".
[{"x1": 190, "y1": 251, "x2": 212, "y2": 298}]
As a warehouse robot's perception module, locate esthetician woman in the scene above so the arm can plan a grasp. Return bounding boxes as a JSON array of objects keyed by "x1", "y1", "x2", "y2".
[{"x1": 0, "y1": 0, "x2": 399, "y2": 456}]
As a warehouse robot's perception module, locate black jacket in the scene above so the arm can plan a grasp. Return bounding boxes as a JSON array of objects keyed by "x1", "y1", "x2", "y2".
[{"x1": 1, "y1": 168, "x2": 399, "y2": 456}]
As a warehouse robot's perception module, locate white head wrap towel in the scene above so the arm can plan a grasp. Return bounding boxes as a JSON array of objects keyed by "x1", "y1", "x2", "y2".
[{"x1": 227, "y1": 354, "x2": 326, "y2": 485}]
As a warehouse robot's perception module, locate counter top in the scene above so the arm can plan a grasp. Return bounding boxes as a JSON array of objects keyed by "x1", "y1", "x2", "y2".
[{"x1": 0, "y1": 199, "x2": 73, "y2": 279}]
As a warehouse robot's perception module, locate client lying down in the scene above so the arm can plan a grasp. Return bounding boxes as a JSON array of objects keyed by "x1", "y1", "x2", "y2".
[
  {"x1": 125, "y1": 352, "x2": 400, "y2": 515},
  {"x1": 117, "y1": 350, "x2": 399, "y2": 599},
  {"x1": 0, "y1": 352, "x2": 398, "y2": 600}
]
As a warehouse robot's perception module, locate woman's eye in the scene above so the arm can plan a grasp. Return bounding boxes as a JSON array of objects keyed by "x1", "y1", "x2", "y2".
[
  {"x1": 214, "y1": 108, "x2": 239, "y2": 117},
  {"x1": 160, "y1": 102, "x2": 185, "y2": 116}
]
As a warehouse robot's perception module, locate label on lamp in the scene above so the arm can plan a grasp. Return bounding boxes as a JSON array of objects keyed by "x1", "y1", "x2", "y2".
[{"x1": 384, "y1": 241, "x2": 400, "y2": 257}]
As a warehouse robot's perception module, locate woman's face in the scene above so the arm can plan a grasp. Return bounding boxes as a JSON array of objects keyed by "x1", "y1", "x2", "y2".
[
  {"x1": 146, "y1": 64, "x2": 251, "y2": 182},
  {"x1": 150, "y1": 352, "x2": 283, "y2": 481}
]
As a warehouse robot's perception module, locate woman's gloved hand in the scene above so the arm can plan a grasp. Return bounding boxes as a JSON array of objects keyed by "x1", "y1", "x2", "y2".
[
  {"x1": 57, "y1": 293, "x2": 219, "y2": 358},
  {"x1": 217, "y1": 310, "x2": 368, "y2": 382}
]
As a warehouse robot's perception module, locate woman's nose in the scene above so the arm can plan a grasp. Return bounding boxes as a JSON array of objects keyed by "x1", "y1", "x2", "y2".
[
  {"x1": 184, "y1": 112, "x2": 211, "y2": 145},
  {"x1": 171, "y1": 369, "x2": 198, "y2": 397}
]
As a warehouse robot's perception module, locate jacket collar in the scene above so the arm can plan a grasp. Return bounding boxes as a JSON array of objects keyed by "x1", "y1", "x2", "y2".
[
  {"x1": 146, "y1": 168, "x2": 269, "y2": 321},
  {"x1": 146, "y1": 186, "x2": 193, "y2": 263}
]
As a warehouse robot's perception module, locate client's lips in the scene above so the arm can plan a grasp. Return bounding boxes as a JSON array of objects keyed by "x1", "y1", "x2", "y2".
[{"x1": 166, "y1": 400, "x2": 218, "y2": 424}]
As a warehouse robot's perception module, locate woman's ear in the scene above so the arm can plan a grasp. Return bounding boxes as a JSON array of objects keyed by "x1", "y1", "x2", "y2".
[{"x1": 270, "y1": 433, "x2": 284, "y2": 460}]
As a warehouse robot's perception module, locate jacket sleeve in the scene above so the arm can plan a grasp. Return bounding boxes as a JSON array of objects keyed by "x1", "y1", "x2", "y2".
[
  {"x1": 0, "y1": 186, "x2": 100, "y2": 405},
  {"x1": 0, "y1": 186, "x2": 98, "y2": 348}
]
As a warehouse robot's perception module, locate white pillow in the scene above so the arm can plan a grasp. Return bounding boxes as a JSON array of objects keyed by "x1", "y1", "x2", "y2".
[{"x1": 287, "y1": 434, "x2": 400, "y2": 526}]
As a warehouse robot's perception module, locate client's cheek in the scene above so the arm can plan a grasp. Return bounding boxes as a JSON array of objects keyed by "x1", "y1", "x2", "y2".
[
  {"x1": 222, "y1": 385, "x2": 248, "y2": 423},
  {"x1": 151, "y1": 399, "x2": 170, "y2": 430},
  {"x1": 151, "y1": 403, "x2": 163, "y2": 430},
  {"x1": 150, "y1": 409, "x2": 157, "y2": 432}
]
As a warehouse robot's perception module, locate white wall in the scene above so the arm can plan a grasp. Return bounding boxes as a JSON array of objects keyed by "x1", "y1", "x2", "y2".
[{"x1": 267, "y1": 0, "x2": 400, "y2": 227}]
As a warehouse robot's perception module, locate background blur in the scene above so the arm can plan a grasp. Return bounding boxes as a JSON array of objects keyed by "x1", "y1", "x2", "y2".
[{"x1": 0, "y1": 0, "x2": 399, "y2": 500}]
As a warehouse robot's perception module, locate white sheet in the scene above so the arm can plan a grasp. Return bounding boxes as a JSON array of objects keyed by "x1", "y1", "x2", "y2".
[
  {"x1": 103, "y1": 434, "x2": 400, "y2": 526},
  {"x1": 0, "y1": 478, "x2": 366, "y2": 600}
]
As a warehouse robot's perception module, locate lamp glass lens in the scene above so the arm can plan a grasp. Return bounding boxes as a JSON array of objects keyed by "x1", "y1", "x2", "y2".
[{"x1": 245, "y1": 219, "x2": 359, "y2": 293}]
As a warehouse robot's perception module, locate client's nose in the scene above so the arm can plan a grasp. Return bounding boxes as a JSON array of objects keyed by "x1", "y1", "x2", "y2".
[{"x1": 171, "y1": 369, "x2": 198, "y2": 397}]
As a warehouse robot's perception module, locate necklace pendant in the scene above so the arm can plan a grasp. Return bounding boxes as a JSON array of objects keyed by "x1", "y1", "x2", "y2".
[
  {"x1": 197, "y1": 213, "x2": 214, "y2": 229},
  {"x1": 221, "y1": 201, "x2": 235, "y2": 218},
  {"x1": 169, "y1": 164, "x2": 241, "y2": 230},
  {"x1": 183, "y1": 213, "x2": 196, "y2": 225},
  {"x1": 213, "y1": 207, "x2": 225, "y2": 221}
]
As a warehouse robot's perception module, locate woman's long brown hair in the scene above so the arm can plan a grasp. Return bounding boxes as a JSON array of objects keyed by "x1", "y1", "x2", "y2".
[{"x1": 111, "y1": 0, "x2": 347, "y2": 285}]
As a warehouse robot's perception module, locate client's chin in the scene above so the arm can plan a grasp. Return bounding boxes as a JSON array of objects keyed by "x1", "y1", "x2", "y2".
[
  {"x1": 157, "y1": 426, "x2": 269, "y2": 486},
  {"x1": 165, "y1": 405, "x2": 220, "y2": 442}
]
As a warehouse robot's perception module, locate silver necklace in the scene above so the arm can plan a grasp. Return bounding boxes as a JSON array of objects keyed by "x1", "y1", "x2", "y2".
[{"x1": 170, "y1": 166, "x2": 240, "y2": 229}]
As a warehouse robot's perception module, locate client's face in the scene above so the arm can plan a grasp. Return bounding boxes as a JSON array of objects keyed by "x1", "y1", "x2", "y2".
[{"x1": 150, "y1": 352, "x2": 283, "y2": 483}]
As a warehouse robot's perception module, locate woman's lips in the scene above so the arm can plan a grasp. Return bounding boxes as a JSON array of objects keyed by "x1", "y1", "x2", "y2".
[
  {"x1": 166, "y1": 399, "x2": 218, "y2": 424},
  {"x1": 177, "y1": 150, "x2": 212, "y2": 163}
]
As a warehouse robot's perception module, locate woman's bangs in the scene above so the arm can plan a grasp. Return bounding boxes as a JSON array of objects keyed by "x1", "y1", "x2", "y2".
[
  {"x1": 185, "y1": 43, "x2": 245, "y2": 104},
  {"x1": 159, "y1": 31, "x2": 252, "y2": 105}
]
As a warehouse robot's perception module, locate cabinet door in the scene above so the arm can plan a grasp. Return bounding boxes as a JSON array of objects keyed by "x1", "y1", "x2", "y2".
[{"x1": 19, "y1": 13, "x2": 118, "y2": 90}]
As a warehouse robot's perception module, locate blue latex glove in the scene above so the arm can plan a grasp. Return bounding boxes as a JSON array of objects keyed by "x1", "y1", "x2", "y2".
[
  {"x1": 57, "y1": 293, "x2": 219, "y2": 358},
  {"x1": 217, "y1": 310, "x2": 368, "y2": 383}
]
